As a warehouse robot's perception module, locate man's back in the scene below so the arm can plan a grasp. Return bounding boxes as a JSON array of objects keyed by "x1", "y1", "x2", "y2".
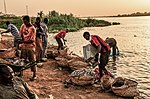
[
  {"x1": 8, "y1": 24, "x2": 21, "y2": 40},
  {"x1": 56, "y1": 30, "x2": 66, "y2": 39},
  {"x1": 41, "y1": 23, "x2": 48, "y2": 34},
  {"x1": 105, "y1": 38, "x2": 117, "y2": 48},
  {"x1": 90, "y1": 35, "x2": 110, "y2": 53}
]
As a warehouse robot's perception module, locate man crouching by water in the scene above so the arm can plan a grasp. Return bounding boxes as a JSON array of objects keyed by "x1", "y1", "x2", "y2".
[
  {"x1": 55, "y1": 29, "x2": 68, "y2": 50},
  {"x1": 105, "y1": 37, "x2": 119, "y2": 56},
  {"x1": 0, "y1": 64, "x2": 38, "y2": 99},
  {"x1": 83, "y1": 32, "x2": 111, "y2": 80}
]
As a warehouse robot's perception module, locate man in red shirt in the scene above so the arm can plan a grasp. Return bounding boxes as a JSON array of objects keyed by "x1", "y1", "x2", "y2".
[
  {"x1": 19, "y1": 15, "x2": 37, "y2": 81},
  {"x1": 83, "y1": 32, "x2": 111, "y2": 79},
  {"x1": 55, "y1": 29, "x2": 68, "y2": 50}
]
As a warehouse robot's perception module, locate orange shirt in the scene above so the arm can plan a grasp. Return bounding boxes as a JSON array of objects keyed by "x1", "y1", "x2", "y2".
[{"x1": 19, "y1": 24, "x2": 36, "y2": 48}]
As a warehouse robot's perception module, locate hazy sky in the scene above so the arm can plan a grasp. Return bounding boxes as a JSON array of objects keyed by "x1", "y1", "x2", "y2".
[{"x1": 0, "y1": 0, "x2": 150, "y2": 16}]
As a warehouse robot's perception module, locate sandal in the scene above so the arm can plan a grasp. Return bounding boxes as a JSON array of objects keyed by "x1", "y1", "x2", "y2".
[{"x1": 30, "y1": 76, "x2": 37, "y2": 81}]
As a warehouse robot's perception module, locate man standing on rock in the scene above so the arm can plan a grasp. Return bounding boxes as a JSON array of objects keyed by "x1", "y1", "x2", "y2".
[
  {"x1": 19, "y1": 15, "x2": 37, "y2": 81},
  {"x1": 83, "y1": 32, "x2": 111, "y2": 79}
]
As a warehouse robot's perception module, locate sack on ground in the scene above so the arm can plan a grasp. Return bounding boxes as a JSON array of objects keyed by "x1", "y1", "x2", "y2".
[{"x1": 69, "y1": 68, "x2": 97, "y2": 85}]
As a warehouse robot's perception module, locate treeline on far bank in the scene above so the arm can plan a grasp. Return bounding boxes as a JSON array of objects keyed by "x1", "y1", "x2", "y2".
[{"x1": 0, "y1": 10, "x2": 115, "y2": 32}]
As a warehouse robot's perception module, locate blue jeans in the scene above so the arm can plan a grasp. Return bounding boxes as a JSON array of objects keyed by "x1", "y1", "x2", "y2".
[{"x1": 42, "y1": 36, "x2": 48, "y2": 58}]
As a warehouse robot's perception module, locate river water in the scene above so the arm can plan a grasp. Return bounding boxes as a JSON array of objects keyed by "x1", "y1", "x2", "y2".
[{"x1": 49, "y1": 16, "x2": 150, "y2": 98}]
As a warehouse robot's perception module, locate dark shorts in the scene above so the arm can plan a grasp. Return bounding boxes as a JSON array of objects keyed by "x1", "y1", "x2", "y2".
[
  {"x1": 55, "y1": 37, "x2": 63, "y2": 50},
  {"x1": 99, "y1": 50, "x2": 110, "y2": 68},
  {"x1": 21, "y1": 47, "x2": 37, "y2": 72}
]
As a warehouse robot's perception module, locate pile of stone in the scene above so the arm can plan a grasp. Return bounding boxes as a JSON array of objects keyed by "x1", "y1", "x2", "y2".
[{"x1": 47, "y1": 46, "x2": 88, "y2": 71}]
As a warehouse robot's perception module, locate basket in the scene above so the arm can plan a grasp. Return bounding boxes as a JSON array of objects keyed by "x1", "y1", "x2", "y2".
[
  {"x1": 111, "y1": 77, "x2": 139, "y2": 97},
  {"x1": 101, "y1": 75, "x2": 114, "y2": 90}
]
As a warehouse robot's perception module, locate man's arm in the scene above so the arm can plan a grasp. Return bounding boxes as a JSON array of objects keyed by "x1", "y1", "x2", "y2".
[
  {"x1": 22, "y1": 80, "x2": 39, "y2": 99},
  {"x1": 61, "y1": 33, "x2": 67, "y2": 45},
  {"x1": 1, "y1": 30, "x2": 10, "y2": 34},
  {"x1": 97, "y1": 44, "x2": 101, "y2": 53}
]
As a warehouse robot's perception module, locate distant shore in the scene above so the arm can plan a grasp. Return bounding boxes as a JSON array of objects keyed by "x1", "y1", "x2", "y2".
[{"x1": 79, "y1": 12, "x2": 150, "y2": 19}]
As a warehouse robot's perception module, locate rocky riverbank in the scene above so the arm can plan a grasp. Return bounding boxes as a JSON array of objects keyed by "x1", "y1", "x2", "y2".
[{"x1": 0, "y1": 35, "x2": 140, "y2": 99}]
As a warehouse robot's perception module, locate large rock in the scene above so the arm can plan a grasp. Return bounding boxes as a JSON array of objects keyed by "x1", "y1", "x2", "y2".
[
  {"x1": 1, "y1": 40, "x2": 13, "y2": 48},
  {"x1": 0, "y1": 48, "x2": 16, "y2": 59},
  {"x1": 55, "y1": 57, "x2": 69, "y2": 67},
  {"x1": 47, "y1": 47, "x2": 68, "y2": 59},
  {"x1": 68, "y1": 59, "x2": 88, "y2": 70},
  {"x1": 0, "y1": 58, "x2": 11, "y2": 64}
]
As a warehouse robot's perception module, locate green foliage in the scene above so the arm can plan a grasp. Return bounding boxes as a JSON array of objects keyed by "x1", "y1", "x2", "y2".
[
  {"x1": 0, "y1": 10, "x2": 112, "y2": 32},
  {"x1": 83, "y1": 18, "x2": 111, "y2": 27}
]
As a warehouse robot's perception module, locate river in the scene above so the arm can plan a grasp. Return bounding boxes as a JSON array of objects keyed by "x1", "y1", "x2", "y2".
[{"x1": 49, "y1": 16, "x2": 150, "y2": 98}]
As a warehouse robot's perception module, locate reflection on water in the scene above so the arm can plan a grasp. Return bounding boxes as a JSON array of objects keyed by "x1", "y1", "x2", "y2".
[{"x1": 49, "y1": 16, "x2": 150, "y2": 98}]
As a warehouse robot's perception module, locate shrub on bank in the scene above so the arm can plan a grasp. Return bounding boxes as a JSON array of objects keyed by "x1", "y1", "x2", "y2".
[{"x1": 0, "y1": 11, "x2": 112, "y2": 32}]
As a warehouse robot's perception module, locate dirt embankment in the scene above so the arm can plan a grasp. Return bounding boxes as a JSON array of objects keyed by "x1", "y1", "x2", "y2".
[
  {"x1": 0, "y1": 35, "x2": 126, "y2": 99},
  {"x1": 23, "y1": 60, "x2": 125, "y2": 99}
]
